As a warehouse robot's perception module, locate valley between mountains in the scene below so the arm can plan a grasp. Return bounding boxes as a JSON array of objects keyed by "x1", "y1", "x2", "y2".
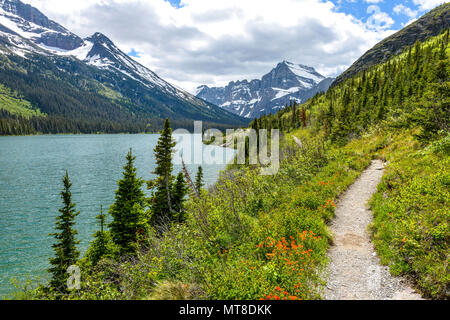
[{"x1": 0, "y1": 0, "x2": 247, "y2": 134}]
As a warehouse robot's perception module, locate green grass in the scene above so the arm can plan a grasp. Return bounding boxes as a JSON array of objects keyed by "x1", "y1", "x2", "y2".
[
  {"x1": 369, "y1": 130, "x2": 449, "y2": 299},
  {"x1": 97, "y1": 84, "x2": 123, "y2": 101},
  {"x1": 0, "y1": 84, "x2": 44, "y2": 118}
]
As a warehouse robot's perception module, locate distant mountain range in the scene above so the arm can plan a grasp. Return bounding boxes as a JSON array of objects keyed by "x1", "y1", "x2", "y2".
[
  {"x1": 0, "y1": 0, "x2": 247, "y2": 133},
  {"x1": 196, "y1": 61, "x2": 334, "y2": 119}
]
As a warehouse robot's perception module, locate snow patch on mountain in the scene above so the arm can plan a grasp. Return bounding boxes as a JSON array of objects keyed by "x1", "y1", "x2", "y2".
[
  {"x1": 272, "y1": 87, "x2": 301, "y2": 100},
  {"x1": 197, "y1": 61, "x2": 334, "y2": 118},
  {"x1": 57, "y1": 41, "x2": 93, "y2": 60},
  {"x1": 0, "y1": 1, "x2": 175, "y2": 96},
  {"x1": 284, "y1": 61, "x2": 325, "y2": 84},
  {"x1": 37, "y1": 42, "x2": 69, "y2": 53}
]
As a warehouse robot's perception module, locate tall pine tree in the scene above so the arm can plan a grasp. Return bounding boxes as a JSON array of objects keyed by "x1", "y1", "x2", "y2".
[
  {"x1": 291, "y1": 103, "x2": 297, "y2": 129},
  {"x1": 171, "y1": 172, "x2": 189, "y2": 223},
  {"x1": 149, "y1": 118, "x2": 177, "y2": 229},
  {"x1": 86, "y1": 205, "x2": 111, "y2": 265},
  {"x1": 109, "y1": 149, "x2": 146, "y2": 255},
  {"x1": 48, "y1": 171, "x2": 80, "y2": 292},
  {"x1": 195, "y1": 166, "x2": 204, "y2": 193}
]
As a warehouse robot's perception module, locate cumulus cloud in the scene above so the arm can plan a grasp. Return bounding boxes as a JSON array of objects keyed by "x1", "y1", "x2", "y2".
[
  {"x1": 366, "y1": 5, "x2": 394, "y2": 31},
  {"x1": 393, "y1": 4, "x2": 419, "y2": 19},
  {"x1": 21, "y1": 0, "x2": 402, "y2": 93},
  {"x1": 413, "y1": 0, "x2": 448, "y2": 11}
]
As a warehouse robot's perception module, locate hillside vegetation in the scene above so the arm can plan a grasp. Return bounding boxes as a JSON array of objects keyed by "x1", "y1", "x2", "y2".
[
  {"x1": 370, "y1": 131, "x2": 449, "y2": 298},
  {"x1": 0, "y1": 83, "x2": 44, "y2": 118},
  {"x1": 8, "y1": 23, "x2": 449, "y2": 300}
]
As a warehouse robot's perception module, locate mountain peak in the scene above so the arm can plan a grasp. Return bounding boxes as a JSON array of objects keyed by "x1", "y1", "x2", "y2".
[
  {"x1": 197, "y1": 61, "x2": 333, "y2": 118},
  {"x1": 195, "y1": 85, "x2": 209, "y2": 95},
  {"x1": 280, "y1": 60, "x2": 313, "y2": 69},
  {"x1": 0, "y1": 0, "x2": 83, "y2": 50},
  {"x1": 0, "y1": 0, "x2": 248, "y2": 127},
  {"x1": 277, "y1": 61, "x2": 324, "y2": 83},
  {"x1": 0, "y1": 0, "x2": 67, "y2": 33},
  {"x1": 86, "y1": 32, "x2": 113, "y2": 45}
]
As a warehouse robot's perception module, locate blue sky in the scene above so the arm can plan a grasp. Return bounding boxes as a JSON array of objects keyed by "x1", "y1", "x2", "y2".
[
  {"x1": 333, "y1": 0, "x2": 405, "y2": 27},
  {"x1": 127, "y1": 48, "x2": 141, "y2": 58},
  {"x1": 329, "y1": 0, "x2": 435, "y2": 29},
  {"x1": 24, "y1": 0, "x2": 448, "y2": 92},
  {"x1": 166, "y1": 0, "x2": 183, "y2": 9}
]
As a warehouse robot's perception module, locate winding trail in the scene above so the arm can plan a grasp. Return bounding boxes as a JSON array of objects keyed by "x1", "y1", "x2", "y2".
[{"x1": 324, "y1": 160, "x2": 423, "y2": 300}]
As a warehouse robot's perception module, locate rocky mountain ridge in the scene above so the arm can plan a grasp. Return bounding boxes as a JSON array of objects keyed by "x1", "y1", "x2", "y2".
[{"x1": 197, "y1": 61, "x2": 334, "y2": 119}]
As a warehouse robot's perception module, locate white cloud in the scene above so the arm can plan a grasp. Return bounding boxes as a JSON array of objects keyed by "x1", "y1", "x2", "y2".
[
  {"x1": 366, "y1": 5, "x2": 394, "y2": 31},
  {"x1": 393, "y1": 4, "x2": 419, "y2": 18},
  {"x1": 413, "y1": 0, "x2": 448, "y2": 11},
  {"x1": 21, "y1": 0, "x2": 396, "y2": 93}
]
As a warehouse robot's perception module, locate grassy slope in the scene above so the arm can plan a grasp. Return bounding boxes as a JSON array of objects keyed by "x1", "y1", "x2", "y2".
[
  {"x1": 0, "y1": 83, "x2": 44, "y2": 118},
  {"x1": 200, "y1": 130, "x2": 378, "y2": 300},
  {"x1": 369, "y1": 130, "x2": 449, "y2": 299}
]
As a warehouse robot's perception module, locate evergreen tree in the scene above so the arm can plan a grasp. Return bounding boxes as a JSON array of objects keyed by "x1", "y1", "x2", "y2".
[
  {"x1": 171, "y1": 172, "x2": 189, "y2": 223},
  {"x1": 291, "y1": 103, "x2": 297, "y2": 128},
  {"x1": 413, "y1": 55, "x2": 449, "y2": 141},
  {"x1": 323, "y1": 119, "x2": 329, "y2": 136},
  {"x1": 48, "y1": 171, "x2": 80, "y2": 292},
  {"x1": 195, "y1": 166, "x2": 204, "y2": 193},
  {"x1": 251, "y1": 119, "x2": 260, "y2": 154},
  {"x1": 149, "y1": 118, "x2": 177, "y2": 228},
  {"x1": 109, "y1": 149, "x2": 146, "y2": 255},
  {"x1": 86, "y1": 205, "x2": 111, "y2": 265},
  {"x1": 300, "y1": 108, "x2": 307, "y2": 127}
]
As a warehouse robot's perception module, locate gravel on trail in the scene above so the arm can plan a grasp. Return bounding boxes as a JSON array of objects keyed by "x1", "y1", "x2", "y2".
[{"x1": 324, "y1": 160, "x2": 423, "y2": 300}]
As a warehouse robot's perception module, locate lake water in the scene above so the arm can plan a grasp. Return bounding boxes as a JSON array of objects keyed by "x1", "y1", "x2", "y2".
[{"x1": 0, "y1": 134, "x2": 235, "y2": 297}]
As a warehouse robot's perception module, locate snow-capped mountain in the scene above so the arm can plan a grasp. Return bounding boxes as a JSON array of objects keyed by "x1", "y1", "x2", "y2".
[
  {"x1": 0, "y1": 0, "x2": 246, "y2": 127},
  {"x1": 0, "y1": 0, "x2": 83, "y2": 50},
  {"x1": 196, "y1": 61, "x2": 334, "y2": 119}
]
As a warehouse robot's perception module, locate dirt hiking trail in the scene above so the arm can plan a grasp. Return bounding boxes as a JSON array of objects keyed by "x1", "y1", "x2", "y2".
[{"x1": 324, "y1": 160, "x2": 423, "y2": 300}]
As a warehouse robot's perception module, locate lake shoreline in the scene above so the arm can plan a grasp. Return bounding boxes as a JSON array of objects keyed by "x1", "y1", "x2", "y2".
[
  {"x1": 0, "y1": 134, "x2": 236, "y2": 297},
  {"x1": 0, "y1": 131, "x2": 159, "y2": 137}
]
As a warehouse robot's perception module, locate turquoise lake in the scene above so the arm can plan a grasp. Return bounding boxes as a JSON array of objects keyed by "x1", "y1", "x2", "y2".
[{"x1": 0, "y1": 134, "x2": 235, "y2": 297}]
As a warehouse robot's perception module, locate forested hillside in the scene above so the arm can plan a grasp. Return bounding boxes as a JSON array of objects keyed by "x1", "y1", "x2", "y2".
[
  {"x1": 0, "y1": 53, "x2": 246, "y2": 135},
  {"x1": 251, "y1": 29, "x2": 449, "y2": 143}
]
